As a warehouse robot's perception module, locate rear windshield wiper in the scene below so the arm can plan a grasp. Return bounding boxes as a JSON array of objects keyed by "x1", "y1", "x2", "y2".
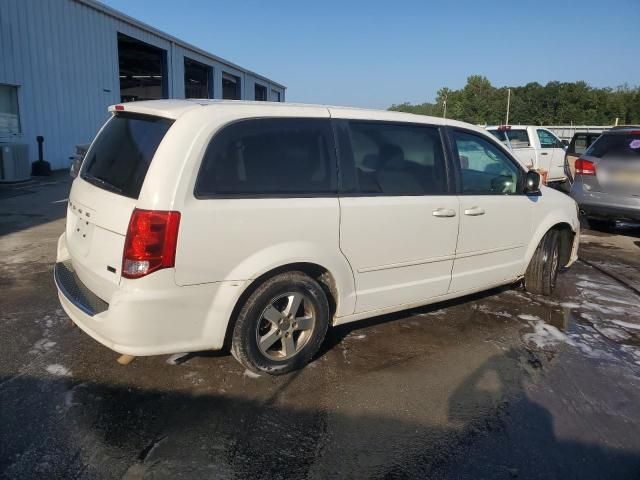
[{"x1": 82, "y1": 173, "x2": 123, "y2": 194}]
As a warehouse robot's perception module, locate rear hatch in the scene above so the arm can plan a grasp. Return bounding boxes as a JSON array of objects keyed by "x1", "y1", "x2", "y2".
[
  {"x1": 66, "y1": 112, "x2": 173, "y2": 302},
  {"x1": 581, "y1": 131, "x2": 640, "y2": 195}
]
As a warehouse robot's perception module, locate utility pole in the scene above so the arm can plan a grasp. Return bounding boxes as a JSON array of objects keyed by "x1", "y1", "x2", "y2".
[
  {"x1": 442, "y1": 94, "x2": 448, "y2": 119},
  {"x1": 505, "y1": 88, "x2": 511, "y2": 125}
]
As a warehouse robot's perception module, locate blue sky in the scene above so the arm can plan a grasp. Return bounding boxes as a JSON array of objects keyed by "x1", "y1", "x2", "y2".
[{"x1": 103, "y1": 0, "x2": 640, "y2": 109}]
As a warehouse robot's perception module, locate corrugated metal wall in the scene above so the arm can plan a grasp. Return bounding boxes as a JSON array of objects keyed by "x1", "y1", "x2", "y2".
[{"x1": 0, "y1": 0, "x2": 285, "y2": 170}]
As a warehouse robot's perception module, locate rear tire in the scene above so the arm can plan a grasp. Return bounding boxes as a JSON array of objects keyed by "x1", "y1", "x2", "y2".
[
  {"x1": 524, "y1": 230, "x2": 560, "y2": 296},
  {"x1": 231, "y1": 272, "x2": 329, "y2": 375}
]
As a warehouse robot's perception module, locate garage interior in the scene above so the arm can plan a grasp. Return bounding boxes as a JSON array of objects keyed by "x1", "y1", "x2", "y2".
[
  {"x1": 222, "y1": 73, "x2": 241, "y2": 100},
  {"x1": 184, "y1": 58, "x2": 213, "y2": 99},
  {"x1": 255, "y1": 83, "x2": 267, "y2": 101},
  {"x1": 118, "y1": 33, "x2": 167, "y2": 102}
]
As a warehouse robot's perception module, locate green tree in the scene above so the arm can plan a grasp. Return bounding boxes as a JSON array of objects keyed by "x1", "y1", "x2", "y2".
[{"x1": 390, "y1": 77, "x2": 640, "y2": 125}]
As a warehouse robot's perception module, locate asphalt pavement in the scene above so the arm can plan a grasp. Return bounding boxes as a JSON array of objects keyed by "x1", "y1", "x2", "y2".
[{"x1": 1, "y1": 176, "x2": 640, "y2": 479}]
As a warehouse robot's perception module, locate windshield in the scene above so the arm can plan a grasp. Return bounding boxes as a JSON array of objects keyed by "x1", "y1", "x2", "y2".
[
  {"x1": 80, "y1": 113, "x2": 174, "y2": 198},
  {"x1": 586, "y1": 132, "x2": 640, "y2": 160}
]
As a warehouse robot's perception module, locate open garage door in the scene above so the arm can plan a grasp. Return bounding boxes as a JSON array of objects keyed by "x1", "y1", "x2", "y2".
[
  {"x1": 222, "y1": 73, "x2": 241, "y2": 100},
  {"x1": 184, "y1": 58, "x2": 213, "y2": 99},
  {"x1": 118, "y1": 33, "x2": 167, "y2": 102}
]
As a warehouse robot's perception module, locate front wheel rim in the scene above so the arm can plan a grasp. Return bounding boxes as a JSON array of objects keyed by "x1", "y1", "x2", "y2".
[{"x1": 256, "y1": 292, "x2": 316, "y2": 361}]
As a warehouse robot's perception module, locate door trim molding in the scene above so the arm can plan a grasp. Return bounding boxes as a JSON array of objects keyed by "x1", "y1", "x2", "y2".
[
  {"x1": 358, "y1": 254, "x2": 456, "y2": 273},
  {"x1": 358, "y1": 244, "x2": 524, "y2": 274},
  {"x1": 454, "y1": 244, "x2": 525, "y2": 259}
]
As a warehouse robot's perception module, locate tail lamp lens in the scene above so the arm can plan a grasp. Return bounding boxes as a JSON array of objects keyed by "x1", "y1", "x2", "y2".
[
  {"x1": 575, "y1": 158, "x2": 596, "y2": 176},
  {"x1": 122, "y1": 209, "x2": 181, "y2": 279}
]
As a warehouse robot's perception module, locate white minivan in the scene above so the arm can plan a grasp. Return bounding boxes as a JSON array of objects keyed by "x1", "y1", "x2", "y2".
[{"x1": 55, "y1": 100, "x2": 579, "y2": 374}]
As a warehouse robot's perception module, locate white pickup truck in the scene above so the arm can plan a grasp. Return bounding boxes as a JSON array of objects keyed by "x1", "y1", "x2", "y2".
[{"x1": 486, "y1": 125, "x2": 568, "y2": 183}]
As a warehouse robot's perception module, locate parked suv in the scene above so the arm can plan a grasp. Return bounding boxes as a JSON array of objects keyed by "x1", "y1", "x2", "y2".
[
  {"x1": 55, "y1": 100, "x2": 579, "y2": 374},
  {"x1": 564, "y1": 131, "x2": 602, "y2": 182},
  {"x1": 571, "y1": 127, "x2": 640, "y2": 229}
]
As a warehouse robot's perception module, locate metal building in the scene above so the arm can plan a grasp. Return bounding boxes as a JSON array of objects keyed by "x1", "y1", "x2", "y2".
[{"x1": 0, "y1": 0, "x2": 286, "y2": 171}]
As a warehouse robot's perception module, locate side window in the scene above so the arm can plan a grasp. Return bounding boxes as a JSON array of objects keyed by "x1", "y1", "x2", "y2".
[
  {"x1": 195, "y1": 118, "x2": 336, "y2": 197},
  {"x1": 345, "y1": 122, "x2": 447, "y2": 195},
  {"x1": 453, "y1": 130, "x2": 521, "y2": 195},
  {"x1": 537, "y1": 129, "x2": 561, "y2": 149}
]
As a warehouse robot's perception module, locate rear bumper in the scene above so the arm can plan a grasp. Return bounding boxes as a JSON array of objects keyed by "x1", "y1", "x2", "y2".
[
  {"x1": 579, "y1": 204, "x2": 640, "y2": 222},
  {"x1": 54, "y1": 261, "x2": 108, "y2": 317},
  {"x1": 55, "y1": 264, "x2": 237, "y2": 356},
  {"x1": 55, "y1": 235, "x2": 245, "y2": 356},
  {"x1": 570, "y1": 183, "x2": 640, "y2": 222}
]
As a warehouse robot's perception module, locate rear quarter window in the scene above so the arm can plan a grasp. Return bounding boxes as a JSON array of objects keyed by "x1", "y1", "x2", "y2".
[
  {"x1": 505, "y1": 129, "x2": 530, "y2": 148},
  {"x1": 487, "y1": 129, "x2": 530, "y2": 148},
  {"x1": 195, "y1": 118, "x2": 337, "y2": 197},
  {"x1": 81, "y1": 113, "x2": 173, "y2": 199}
]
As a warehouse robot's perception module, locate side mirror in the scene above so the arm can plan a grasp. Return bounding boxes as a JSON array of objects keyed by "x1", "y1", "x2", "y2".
[
  {"x1": 561, "y1": 139, "x2": 569, "y2": 148},
  {"x1": 524, "y1": 170, "x2": 541, "y2": 195}
]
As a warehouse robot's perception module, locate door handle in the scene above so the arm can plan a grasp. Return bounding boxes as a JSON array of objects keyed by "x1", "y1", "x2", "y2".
[
  {"x1": 541, "y1": 152, "x2": 549, "y2": 156},
  {"x1": 432, "y1": 208, "x2": 456, "y2": 218},
  {"x1": 464, "y1": 206, "x2": 485, "y2": 216}
]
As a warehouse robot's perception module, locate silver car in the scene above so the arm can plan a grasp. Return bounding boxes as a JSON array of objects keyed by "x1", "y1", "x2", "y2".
[{"x1": 571, "y1": 127, "x2": 640, "y2": 229}]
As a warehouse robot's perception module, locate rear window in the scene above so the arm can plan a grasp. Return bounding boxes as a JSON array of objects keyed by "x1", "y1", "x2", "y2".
[
  {"x1": 488, "y1": 129, "x2": 530, "y2": 148},
  {"x1": 81, "y1": 113, "x2": 173, "y2": 199},
  {"x1": 586, "y1": 132, "x2": 640, "y2": 159},
  {"x1": 195, "y1": 118, "x2": 336, "y2": 197}
]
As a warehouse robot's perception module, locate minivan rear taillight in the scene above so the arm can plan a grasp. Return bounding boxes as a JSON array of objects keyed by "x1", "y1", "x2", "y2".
[
  {"x1": 122, "y1": 209, "x2": 181, "y2": 279},
  {"x1": 575, "y1": 158, "x2": 596, "y2": 176}
]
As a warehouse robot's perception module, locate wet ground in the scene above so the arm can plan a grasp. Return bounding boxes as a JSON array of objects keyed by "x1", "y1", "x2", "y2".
[{"x1": 2, "y1": 176, "x2": 640, "y2": 479}]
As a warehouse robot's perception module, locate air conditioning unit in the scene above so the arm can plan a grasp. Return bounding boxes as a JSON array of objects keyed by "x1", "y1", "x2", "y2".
[{"x1": 0, "y1": 143, "x2": 30, "y2": 182}]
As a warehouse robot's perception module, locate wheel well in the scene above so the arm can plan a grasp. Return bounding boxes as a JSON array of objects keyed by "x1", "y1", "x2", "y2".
[
  {"x1": 221, "y1": 263, "x2": 338, "y2": 351},
  {"x1": 551, "y1": 222, "x2": 575, "y2": 267}
]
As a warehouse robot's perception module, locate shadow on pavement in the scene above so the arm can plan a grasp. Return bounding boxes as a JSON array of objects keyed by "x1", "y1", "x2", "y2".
[
  {"x1": 2, "y1": 349, "x2": 639, "y2": 479},
  {"x1": 439, "y1": 351, "x2": 640, "y2": 479},
  {"x1": 0, "y1": 172, "x2": 70, "y2": 237}
]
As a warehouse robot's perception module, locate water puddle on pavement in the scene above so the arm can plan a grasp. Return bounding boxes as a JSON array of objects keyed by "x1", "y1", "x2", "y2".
[{"x1": 509, "y1": 264, "x2": 640, "y2": 368}]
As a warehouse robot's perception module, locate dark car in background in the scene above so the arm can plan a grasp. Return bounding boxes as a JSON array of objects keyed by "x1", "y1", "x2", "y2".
[
  {"x1": 570, "y1": 127, "x2": 640, "y2": 229},
  {"x1": 564, "y1": 131, "x2": 602, "y2": 182}
]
